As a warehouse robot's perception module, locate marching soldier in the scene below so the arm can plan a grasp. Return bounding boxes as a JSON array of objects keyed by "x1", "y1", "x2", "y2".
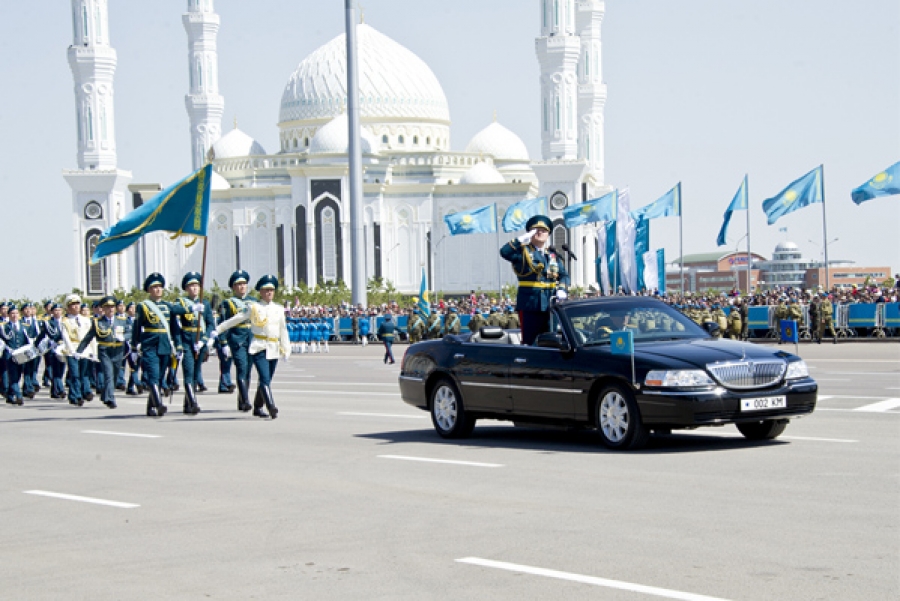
[
  {"x1": 20, "y1": 303, "x2": 42, "y2": 397},
  {"x1": 740, "y1": 299, "x2": 749, "y2": 340},
  {"x1": 0, "y1": 306, "x2": 48, "y2": 405},
  {"x1": 499, "y1": 214, "x2": 570, "y2": 345},
  {"x1": 425, "y1": 310, "x2": 442, "y2": 340},
  {"x1": 43, "y1": 303, "x2": 67, "y2": 399},
  {"x1": 60, "y1": 295, "x2": 94, "y2": 406},
  {"x1": 175, "y1": 272, "x2": 216, "y2": 415},
  {"x1": 377, "y1": 313, "x2": 397, "y2": 364},
  {"x1": 443, "y1": 307, "x2": 461, "y2": 335},
  {"x1": 727, "y1": 306, "x2": 742, "y2": 340},
  {"x1": 216, "y1": 275, "x2": 290, "y2": 419},
  {"x1": 468, "y1": 310, "x2": 486, "y2": 334},
  {"x1": 40, "y1": 300, "x2": 54, "y2": 388},
  {"x1": 407, "y1": 310, "x2": 425, "y2": 343},
  {"x1": 114, "y1": 300, "x2": 128, "y2": 390},
  {"x1": 218, "y1": 270, "x2": 254, "y2": 412},
  {"x1": 505, "y1": 306, "x2": 520, "y2": 330},
  {"x1": 76, "y1": 296, "x2": 128, "y2": 409},
  {"x1": 124, "y1": 302, "x2": 144, "y2": 395},
  {"x1": 819, "y1": 293, "x2": 837, "y2": 344}
]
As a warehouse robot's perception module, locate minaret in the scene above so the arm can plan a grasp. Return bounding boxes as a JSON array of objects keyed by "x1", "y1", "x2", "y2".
[
  {"x1": 64, "y1": 0, "x2": 132, "y2": 295},
  {"x1": 535, "y1": 0, "x2": 581, "y2": 160},
  {"x1": 183, "y1": 0, "x2": 224, "y2": 170},
  {"x1": 576, "y1": 0, "x2": 607, "y2": 183}
]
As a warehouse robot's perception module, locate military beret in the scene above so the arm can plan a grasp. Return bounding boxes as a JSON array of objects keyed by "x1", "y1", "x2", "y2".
[
  {"x1": 126, "y1": 301, "x2": 136, "y2": 309},
  {"x1": 91, "y1": 301, "x2": 100, "y2": 309},
  {"x1": 43, "y1": 300, "x2": 53, "y2": 308},
  {"x1": 143, "y1": 272, "x2": 166, "y2": 292},
  {"x1": 182, "y1": 272, "x2": 202, "y2": 290},
  {"x1": 525, "y1": 214, "x2": 552, "y2": 232},
  {"x1": 255, "y1": 274, "x2": 279, "y2": 291},
  {"x1": 228, "y1": 270, "x2": 250, "y2": 288},
  {"x1": 490, "y1": 306, "x2": 498, "y2": 312},
  {"x1": 50, "y1": 303, "x2": 60, "y2": 311},
  {"x1": 99, "y1": 295, "x2": 117, "y2": 308},
  {"x1": 115, "y1": 299, "x2": 125, "y2": 306},
  {"x1": 20, "y1": 302, "x2": 34, "y2": 310},
  {"x1": 449, "y1": 307, "x2": 457, "y2": 313},
  {"x1": 65, "y1": 294, "x2": 82, "y2": 306},
  {"x1": 80, "y1": 303, "x2": 87, "y2": 310}
]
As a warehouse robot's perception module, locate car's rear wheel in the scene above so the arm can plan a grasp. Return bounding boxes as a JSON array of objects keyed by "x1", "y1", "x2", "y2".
[
  {"x1": 736, "y1": 419, "x2": 788, "y2": 440},
  {"x1": 430, "y1": 378, "x2": 475, "y2": 439},
  {"x1": 595, "y1": 384, "x2": 649, "y2": 450}
]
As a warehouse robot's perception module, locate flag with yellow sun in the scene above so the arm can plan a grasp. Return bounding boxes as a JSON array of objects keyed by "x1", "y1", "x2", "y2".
[
  {"x1": 851, "y1": 161, "x2": 900, "y2": 205},
  {"x1": 762, "y1": 165, "x2": 823, "y2": 225}
]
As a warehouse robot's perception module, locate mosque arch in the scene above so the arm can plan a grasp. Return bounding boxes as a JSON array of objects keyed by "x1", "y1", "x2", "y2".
[
  {"x1": 85, "y1": 228, "x2": 106, "y2": 295},
  {"x1": 293, "y1": 204, "x2": 308, "y2": 285},
  {"x1": 314, "y1": 196, "x2": 342, "y2": 283}
]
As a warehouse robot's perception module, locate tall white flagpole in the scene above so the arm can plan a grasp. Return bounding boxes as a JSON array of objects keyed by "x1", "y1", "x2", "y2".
[
  {"x1": 745, "y1": 175, "x2": 751, "y2": 294},
  {"x1": 345, "y1": 0, "x2": 366, "y2": 305},
  {"x1": 820, "y1": 165, "x2": 830, "y2": 290}
]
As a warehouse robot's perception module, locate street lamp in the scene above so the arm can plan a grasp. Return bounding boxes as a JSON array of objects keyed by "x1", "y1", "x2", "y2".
[{"x1": 808, "y1": 237, "x2": 839, "y2": 265}]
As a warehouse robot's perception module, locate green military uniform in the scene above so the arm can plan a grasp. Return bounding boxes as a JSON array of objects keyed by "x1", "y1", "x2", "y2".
[
  {"x1": 487, "y1": 308, "x2": 505, "y2": 328},
  {"x1": 407, "y1": 312, "x2": 425, "y2": 343},
  {"x1": 443, "y1": 310, "x2": 461, "y2": 335},
  {"x1": 727, "y1": 307, "x2": 742, "y2": 340},
  {"x1": 713, "y1": 307, "x2": 728, "y2": 337},
  {"x1": 468, "y1": 312, "x2": 486, "y2": 334},
  {"x1": 425, "y1": 312, "x2": 442, "y2": 340},
  {"x1": 505, "y1": 308, "x2": 520, "y2": 329},
  {"x1": 819, "y1": 296, "x2": 837, "y2": 343}
]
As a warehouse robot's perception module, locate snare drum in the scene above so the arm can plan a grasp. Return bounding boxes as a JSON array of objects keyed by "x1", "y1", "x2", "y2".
[
  {"x1": 11, "y1": 344, "x2": 39, "y2": 365},
  {"x1": 37, "y1": 337, "x2": 54, "y2": 356}
]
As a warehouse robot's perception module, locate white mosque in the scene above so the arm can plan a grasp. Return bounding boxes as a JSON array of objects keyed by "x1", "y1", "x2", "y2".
[{"x1": 64, "y1": 0, "x2": 611, "y2": 297}]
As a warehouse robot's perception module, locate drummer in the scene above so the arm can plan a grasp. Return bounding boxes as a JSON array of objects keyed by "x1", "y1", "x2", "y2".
[{"x1": 0, "y1": 305, "x2": 48, "y2": 405}]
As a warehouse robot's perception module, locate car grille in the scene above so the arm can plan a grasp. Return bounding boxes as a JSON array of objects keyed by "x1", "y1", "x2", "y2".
[{"x1": 706, "y1": 360, "x2": 786, "y2": 389}]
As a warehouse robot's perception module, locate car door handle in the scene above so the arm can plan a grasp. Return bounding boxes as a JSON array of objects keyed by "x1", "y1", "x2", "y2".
[
  {"x1": 453, "y1": 353, "x2": 464, "y2": 359},
  {"x1": 514, "y1": 357, "x2": 527, "y2": 363}
]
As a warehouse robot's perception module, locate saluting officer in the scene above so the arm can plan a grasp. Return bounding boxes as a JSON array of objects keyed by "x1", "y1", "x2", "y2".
[
  {"x1": 131, "y1": 273, "x2": 198, "y2": 417},
  {"x1": 216, "y1": 275, "x2": 290, "y2": 419},
  {"x1": 174, "y1": 272, "x2": 216, "y2": 415},
  {"x1": 218, "y1": 270, "x2": 254, "y2": 412},
  {"x1": 76, "y1": 296, "x2": 128, "y2": 409},
  {"x1": 499, "y1": 214, "x2": 569, "y2": 345}
]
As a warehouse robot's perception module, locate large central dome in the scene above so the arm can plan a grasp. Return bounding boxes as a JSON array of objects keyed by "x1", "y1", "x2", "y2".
[{"x1": 279, "y1": 24, "x2": 450, "y2": 126}]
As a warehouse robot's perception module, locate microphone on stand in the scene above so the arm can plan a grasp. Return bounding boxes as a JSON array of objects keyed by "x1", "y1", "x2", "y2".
[{"x1": 561, "y1": 244, "x2": 578, "y2": 261}]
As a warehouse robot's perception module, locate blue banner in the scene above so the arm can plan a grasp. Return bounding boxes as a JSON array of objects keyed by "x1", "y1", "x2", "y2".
[
  {"x1": 780, "y1": 319, "x2": 799, "y2": 343},
  {"x1": 563, "y1": 191, "x2": 616, "y2": 227},
  {"x1": 416, "y1": 267, "x2": 430, "y2": 317},
  {"x1": 444, "y1": 204, "x2": 497, "y2": 235},
  {"x1": 717, "y1": 175, "x2": 748, "y2": 246},
  {"x1": 634, "y1": 216, "x2": 650, "y2": 291},
  {"x1": 502, "y1": 196, "x2": 548, "y2": 232},
  {"x1": 851, "y1": 161, "x2": 900, "y2": 204},
  {"x1": 632, "y1": 183, "x2": 681, "y2": 220},
  {"x1": 605, "y1": 220, "x2": 618, "y2": 291},
  {"x1": 656, "y1": 248, "x2": 666, "y2": 292},
  {"x1": 762, "y1": 166, "x2": 823, "y2": 225}
]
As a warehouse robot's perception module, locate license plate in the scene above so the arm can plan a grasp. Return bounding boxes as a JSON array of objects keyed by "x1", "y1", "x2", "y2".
[{"x1": 741, "y1": 396, "x2": 787, "y2": 411}]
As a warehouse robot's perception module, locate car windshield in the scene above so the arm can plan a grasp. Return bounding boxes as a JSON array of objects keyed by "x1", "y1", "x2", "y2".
[{"x1": 561, "y1": 300, "x2": 707, "y2": 346}]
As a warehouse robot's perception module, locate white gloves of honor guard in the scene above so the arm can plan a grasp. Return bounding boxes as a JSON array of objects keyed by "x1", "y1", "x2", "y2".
[
  {"x1": 193, "y1": 341, "x2": 204, "y2": 353},
  {"x1": 517, "y1": 229, "x2": 537, "y2": 245},
  {"x1": 176, "y1": 351, "x2": 184, "y2": 362},
  {"x1": 221, "y1": 346, "x2": 232, "y2": 359},
  {"x1": 129, "y1": 351, "x2": 139, "y2": 365},
  {"x1": 556, "y1": 289, "x2": 568, "y2": 301},
  {"x1": 192, "y1": 303, "x2": 205, "y2": 314},
  {"x1": 209, "y1": 330, "x2": 218, "y2": 341}
]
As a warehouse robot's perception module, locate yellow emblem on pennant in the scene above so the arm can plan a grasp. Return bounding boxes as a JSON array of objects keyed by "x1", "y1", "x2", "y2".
[
  {"x1": 786, "y1": 327, "x2": 792, "y2": 337},
  {"x1": 423, "y1": 291, "x2": 430, "y2": 302},
  {"x1": 615, "y1": 337, "x2": 624, "y2": 349}
]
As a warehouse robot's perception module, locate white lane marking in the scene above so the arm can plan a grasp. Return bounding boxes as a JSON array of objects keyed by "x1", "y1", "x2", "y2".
[
  {"x1": 456, "y1": 557, "x2": 731, "y2": 601},
  {"x1": 782, "y1": 436, "x2": 857, "y2": 443},
  {"x1": 812, "y1": 378, "x2": 851, "y2": 381},
  {"x1": 378, "y1": 455, "x2": 503, "y2": 468},
  {"x1": 278, "y1": 381, "x2": 396, "y2": 386},
  {"x1": 807, "y1": 359, "x2": 899, "y2": 363},
  {"x1": 24, "y1": 490, "x2": 139, "y2": 509},
  {"x1": 854, "y1": 398, "x2": 900, "y2": 413},
  {"x1": 822, "y1": 372, "x2": 900, "y2": 376},
  {"x1": 270, "y1": 375, "x2": 315, "y2": 378},
  {"x1": 886, "y1": 387, "x2": 900, "y2": 390},
  {"x1": 338, "y1": 412, "x2": 425, "y2": 419},
  {"x1": 816, "y1": 408, "x2": 900, "y2": 414},
  {"x1": 272, "y1": 389, "x2": 399, "y2": 396},
  {"x1": 817, "y1": 395, "x2": 890, "y2": 400},
  {"x1": 82, "y1": 430, "x2": 161, "y2": 439}
]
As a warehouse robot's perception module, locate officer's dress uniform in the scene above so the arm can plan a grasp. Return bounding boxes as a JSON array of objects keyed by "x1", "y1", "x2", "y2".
[
  {"x1": 77, "y1": 302, "x2": 127, "y2": 409},
  {"x1": 175, "y1": 275, "x2": 215, "y2": 415},
  {"x1": 219, "y1": 294, "x2": 255, "y2": 411},
  {"x1": 21, "y1": 310, "x2": 43, "y2": 396},
  {"x1": 500, "y1": 218, "x2": 570, "y2": 345},
  {"x1": 42, "y1": 312, "x2": 67, "y2": 398},
  {"x1": 0, "y1": 319, "x2": 47, "y2": 404},
  {"x1": 61, "y1": 307, "x2": 94, "y2": 405},
  {"x1": 216, "y1": 275, "x2": 290, "y2": 419},
  {"x1": 377, "y1": 316, "x2": 397, "y2": 364}
]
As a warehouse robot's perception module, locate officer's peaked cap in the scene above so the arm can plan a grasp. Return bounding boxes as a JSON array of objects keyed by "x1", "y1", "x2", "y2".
[
  {"x1": 65, "y1": 294, "x2": 82, "y2": 306},
  {"x1": 99, "y1": 295, "x2": 117, "y2": 308},
  {"x1": 255, "y1": 274, "x2": 279, "y2": 291},
  {"x1": 143, "y1": 272, "x2": 166, "y2": 292},
  {"x1": 182, "y1": 272, "x2": 202, "y2": 289},
  {"x1": 525, "y1": 214, "x2": 552, "y2": 232},
  {"x1": 229, "y1": 270, "x2": 250, "y2": 288}
]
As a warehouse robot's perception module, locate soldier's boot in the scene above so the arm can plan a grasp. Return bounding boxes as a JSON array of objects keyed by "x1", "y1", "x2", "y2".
[
  {"x1": 183, "y1": 384, "x2": 200, "y2": 415},
  {"x1": 252, "y1": 386, "x2": 269, "y2": 418},
  {"x1": 146, "y1": 385, "x2": 161, "y2": 417},
  {"x1": 261, "y1": 385, "x2": 278, "y2": 420},
  {"x1": 236, "y1": 380, "x2": 252, "y2": 412}
]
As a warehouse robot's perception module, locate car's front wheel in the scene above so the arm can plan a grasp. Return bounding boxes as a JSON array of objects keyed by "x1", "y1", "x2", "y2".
[
  {"x1": 594, "y1": 384, "x2": 649, "y2": 450},
  {"x1": 430, "y1": 378, "x2": 475, "y2": 439},
  {"x1": 736, "y1": 419, "x2": 788, "y2": 440}
]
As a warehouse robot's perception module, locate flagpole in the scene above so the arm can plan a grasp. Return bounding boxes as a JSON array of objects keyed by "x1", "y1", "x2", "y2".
[
  {"x1": 195, "y1": 236, "x2": 209, "y2": 354},
  {"x1": 613, "y1": 190, "x2": 619, "y2": 293},
  {"x1": 745, "y1": 175, "x2": 751, "y2": 295},
  {"x1": 679, "y1": 184, "x2": 684, "y2": 298},
  {"x1": 820, "y1": 165, "x2": 830, "y2": 290},
  {"x1": 495, "y1": 208, "x2": 502, "y2": 296}
]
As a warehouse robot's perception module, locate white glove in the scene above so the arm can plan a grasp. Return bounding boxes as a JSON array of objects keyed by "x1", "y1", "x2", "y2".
[
  {"x1": 517, "y1": 229, "x2": 537, "y2": 245},
  {"x1": 192, "y1": 303, "x2": 205, "y2": 314},
  {"x1": 209, "y1": 330, "x2": 218, "y2": 341},
  {"x1": 556, "y1": 289, "x2": 568, "y2": 301},
  {"x1": 176, "y1": 351, "x2": 184, "y2": 361},
  {"x1": 129, "y1": 351, "x2": 139, "y2": 364},
  {"x1": 221, "y1": 346, "x2": 232, "y2": 359},
  {"x1": 193, "y1": 341, "x2": 204, "y2": 353}
]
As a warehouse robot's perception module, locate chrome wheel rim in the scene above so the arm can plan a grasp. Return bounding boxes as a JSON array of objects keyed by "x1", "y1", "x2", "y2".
[
  {"x1": 600, "y1": 391, "x2": 628, "y2": 442},
  {"x1": 433, "y1": 385, "x2": 458, "y2": 432}
]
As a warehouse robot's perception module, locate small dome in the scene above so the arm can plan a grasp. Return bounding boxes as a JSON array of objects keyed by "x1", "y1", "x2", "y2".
[
  {"x1": 309, "y1": 114, "x2": 378, "y2": 155},
  {"x1": 208, "y1": 128, "x2": 266, "y2": 160},
  {"x1": 459, "y1": 161, "x2": 505, "y2": 185},
  {"x1": 774, "y1": 241, "x2": 799, "y2": 252},
  {"x1": 211, "y1": 171, "x2": 230, "y2": 191},
  {"x1": 465, "y1": 121, "x2": 529, "y2": 162}
]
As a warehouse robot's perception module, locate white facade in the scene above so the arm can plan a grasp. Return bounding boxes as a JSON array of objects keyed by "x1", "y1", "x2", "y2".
[{"x1": 68, "y1": 5, "x2": 610, "y2": 295}]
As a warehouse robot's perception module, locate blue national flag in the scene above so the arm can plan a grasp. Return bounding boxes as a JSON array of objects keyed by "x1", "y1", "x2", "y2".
[
  {"x1": 631, "y1": 183, "x2": 681, "y2": 220},
  {"x1": 444, "y1": 204, "x2": 497, "y2": 235},
  {"x1": 851, "y1": 161, "x2": 900, "y2": 204},
  {"x1": 716, "y1": 175, "x2": 748, "y2": 247},
  {"x1": 502, "y1": 196, "x2": 548, "y2": 233},
  {"x1": 563, "y1": 191, "x2": 616, "y2": 227},
  {"x1": 634, "y1": 216, "x2": 650, "y2": 291},
  {"x1": 92, "y1": 164, "x2": 212, "y2": 263},
  {"x1": 416, "y1": 268, "x2": 431, "y2": 317},
  {"x1": 610, "y1": 330, "x2": 634, "y2": 355},
  {"x1": 605, "y1": 220, "x2": 618, "y2": 290},
  {"x1": 780, "y1": 319, "x2": 798, "y2": 343},
  {"x1": 762, "y1": 166, "x2": 823, "y2": 225}
]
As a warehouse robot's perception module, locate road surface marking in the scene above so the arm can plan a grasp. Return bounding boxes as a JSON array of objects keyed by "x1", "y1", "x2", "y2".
[
  {"x1": 378, "y1": 455, "x2": 503, "y2": 468},
  {"x1": 823, "y1": 372, "x2": 900, "y2": 376},
  {"x1": 782, "y1": 436, "x2": 857, "y2": 443},
  {"x1": 338, "y1": 412, "x2": 425, "y2": 419},
  {"x1": 812, "y1": 378, "x2": 850, "y2": 381},
  {"x1": 456, "y1": 557, "x2": 731, "y2": 601},
  {"x1": 82, "y1": 430, "x2": 161, "y2": 439},
  {"x1": 24, "y1": 490, "x2": 139, "y2": 509},
  {"x1": 282, "y1": 381, "x2": 396, "y2": 386},
  {"x1": 816, "y1": 408, "x2": 900, "y2": 414},
  {"x1": 818, "y1": 395, "x2": 891, "y2": 400},
  {"x1": 273, "y1": 389, "x2": 399, "y2": 396},
  {"x1": 854, "y1": 398, "x2": 900, "y2": 412}
]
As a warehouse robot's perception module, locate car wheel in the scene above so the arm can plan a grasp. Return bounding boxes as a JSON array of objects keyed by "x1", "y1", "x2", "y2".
[
  {"x1": 736, "y1": 419, "x2": 788, "y2": 440},
  {"x1": 594, "y1": 384, "x2": 649, "y2": 450},
  {"x1": 430, "y1": 378, "x2": 475, "y2": 439}
]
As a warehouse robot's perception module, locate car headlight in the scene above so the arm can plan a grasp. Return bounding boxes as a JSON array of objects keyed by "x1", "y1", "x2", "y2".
[
  {"x1": 644, "y1": 369, "x2": 715, "y2": 388},
  {"x1": 784, "y1": 360, "x2": 809, "y2": 380}
]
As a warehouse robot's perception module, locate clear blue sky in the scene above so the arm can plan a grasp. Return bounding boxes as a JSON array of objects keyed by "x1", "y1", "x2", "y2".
[{"x1": 1, "y1": 0, "x2": 898, "y2": 298}]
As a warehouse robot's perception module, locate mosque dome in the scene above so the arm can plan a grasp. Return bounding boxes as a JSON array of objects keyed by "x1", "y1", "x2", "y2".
[
  {"x1": 210, "y1": 171, "x2": 230, "y2": 190},
  {"x1": 459, "y1": 161, "x2": 505, "y2": 185},
  {"x1": 279, "y1": 24, "x2": 450, "y2": 126},
  {"x1": 309, "y1": 114, "x2": 378, "y2": 155},
  {"x1": 465, "y1": 121, "x2": 529, "y2": 162},
  {"x1": 207, "y1": 127, "x2": 266, "y2": 160}
]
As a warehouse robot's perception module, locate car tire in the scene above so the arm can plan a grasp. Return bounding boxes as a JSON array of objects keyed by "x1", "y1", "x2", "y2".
[
  {"x1": 736, "y1": 419, "x2": 788, "y2": 440},
  {"x1": 430, "y1": 378, "x2": 475, "y2": 439},
  {"x1": 594, "y1": 384, "x2": 649, "y2": 450}
]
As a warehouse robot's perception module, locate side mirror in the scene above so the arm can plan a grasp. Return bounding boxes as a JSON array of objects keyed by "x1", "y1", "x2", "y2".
[
  {"x1": 535, "y1": 332, "x2": 570, "y2": 350},
  {"x1": 703, "y1": 321, "x2": 721, "y2": 337}
]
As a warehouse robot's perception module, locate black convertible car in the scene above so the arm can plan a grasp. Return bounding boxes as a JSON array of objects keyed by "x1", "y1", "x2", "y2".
[{"x1": 398, "y1": 297, "x2": 817, "y2": 450}]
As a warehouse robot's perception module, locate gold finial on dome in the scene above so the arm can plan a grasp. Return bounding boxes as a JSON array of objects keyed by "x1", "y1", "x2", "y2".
[
  {"x1": 233, "y1": 116, "x2": 238, "y2": 130},
  {"x1": 359, "y1": 3, "x2": 365, "y2": 24}
]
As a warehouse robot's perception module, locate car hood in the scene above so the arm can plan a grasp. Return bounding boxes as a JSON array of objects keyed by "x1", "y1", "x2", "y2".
[{"x1": 633, "y1": 338, "x2": 795, "y2": 370}]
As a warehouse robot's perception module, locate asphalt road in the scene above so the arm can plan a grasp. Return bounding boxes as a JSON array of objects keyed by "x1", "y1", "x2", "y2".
[{"x1": 1, "y1": 341, "x2": 898, "y2": 600}]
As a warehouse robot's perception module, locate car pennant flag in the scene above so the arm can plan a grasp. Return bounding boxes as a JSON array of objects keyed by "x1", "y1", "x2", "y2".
[
  {"x1": 717, "y1": 175, "x2": 749, "y2": 246},
  {"x1": 610, "y1": 330, "x2": 634, "y2": 356},
  {"x1": 780, "y1": 319, "x2": 799, "y2": 344},
  {"x1": 851, "y1": 161, "x2": 900, "y2": 204},
  {"x1": 416, "y1": 267, "x2": 431, "y2": 317},
  {"x1": 502, "y1": 196, "x2": 548, "y2": 232},
  {"x1": 762, "y1": 165, "x2": 823, "y2": 225},
  {"x1": 91, "y1": 164, "x2": 212, "y2": 263},
  {"x1": 562, "y1": 190, "x2": 616, "y2": 227},
  {"x1": 631, "y1": 182, "x2": 681, "y2": 220},
  {"x1": 444, "y1": 204, "x2": 497, "y2": 235}
]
